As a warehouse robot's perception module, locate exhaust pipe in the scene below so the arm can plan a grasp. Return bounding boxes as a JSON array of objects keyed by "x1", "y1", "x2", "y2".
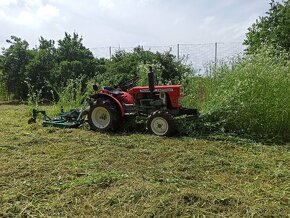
[{"x1": 148, "y1": 66, "x2": 155, "y2": 93}]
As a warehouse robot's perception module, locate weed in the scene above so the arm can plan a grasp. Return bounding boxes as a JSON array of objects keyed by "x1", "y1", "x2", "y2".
[{"x1": 182, "y1": 47, "x2": 290, "y2": 142}]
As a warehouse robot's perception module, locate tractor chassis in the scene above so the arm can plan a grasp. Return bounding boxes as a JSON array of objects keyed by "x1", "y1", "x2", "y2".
[{"x1": 122, "y1": 103, "x2": 199, "y2": 118}]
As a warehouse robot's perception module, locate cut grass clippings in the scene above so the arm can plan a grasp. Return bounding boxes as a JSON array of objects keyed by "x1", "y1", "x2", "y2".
[{"x1": 0, "y1": 104, "x2": 290, "y2": 217}]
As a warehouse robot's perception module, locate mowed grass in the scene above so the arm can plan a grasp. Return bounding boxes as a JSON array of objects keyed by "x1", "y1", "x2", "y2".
[{"x1": 0, "y1": 105, "x2": 290, "y2": 217}]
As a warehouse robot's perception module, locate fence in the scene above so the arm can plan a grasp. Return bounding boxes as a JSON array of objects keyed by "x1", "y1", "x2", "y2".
[{"x1": 90, "y1": 42, "x2": 245, "y2": 73}]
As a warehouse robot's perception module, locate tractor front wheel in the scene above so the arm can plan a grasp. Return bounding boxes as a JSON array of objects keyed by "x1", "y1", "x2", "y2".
[
  {"x1": 88, "y1": 98, "x2": 121, "y2": 131},
  {"x1": 147, "y1": 110, "x2": 175, "y2": 136}
]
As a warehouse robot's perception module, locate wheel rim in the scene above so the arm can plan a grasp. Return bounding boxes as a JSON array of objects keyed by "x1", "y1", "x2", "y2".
[
  {"x1": 150, "y1": 117, "x2": 169, "y2": 136},
  {"x1": 91, "y1": 106, "x2": 111, "y2": 129}
]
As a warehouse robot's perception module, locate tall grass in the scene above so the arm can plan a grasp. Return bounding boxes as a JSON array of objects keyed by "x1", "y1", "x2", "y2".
[
  {"x1": 26, "y1": 77, "x2": 93, "y2": 116},
  {"x1": 26, "y1": 82, "x2": 43, "y2": 108},
  {"x1": 50, "y1": 77, "x2": 93, "y2": 114},
  {"x1": 183, "y1": 47, "x2": 290, "y2": 142}
]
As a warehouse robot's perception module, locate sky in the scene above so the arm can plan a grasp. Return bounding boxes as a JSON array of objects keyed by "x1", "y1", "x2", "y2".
[{"x1": 0, "y1": 0, "x2": 277, "y2": 49}]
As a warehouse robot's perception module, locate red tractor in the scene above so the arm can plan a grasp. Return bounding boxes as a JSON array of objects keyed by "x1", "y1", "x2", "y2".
[{"x1": 87, "y1": 66, "x2": 198, "y2": 136}]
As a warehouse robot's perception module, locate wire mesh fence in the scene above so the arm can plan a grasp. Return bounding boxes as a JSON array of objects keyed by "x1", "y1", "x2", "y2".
[{"x1": 90, "y1": 42, "x2": 246, "y2": 73}]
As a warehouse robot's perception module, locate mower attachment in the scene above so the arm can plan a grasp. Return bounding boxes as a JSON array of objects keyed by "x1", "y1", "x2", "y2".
[{"x1": 28, "y1": 102, "x2": 88, "y2": 128}]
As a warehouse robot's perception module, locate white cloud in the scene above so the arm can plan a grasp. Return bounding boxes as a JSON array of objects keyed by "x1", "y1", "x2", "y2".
[
  {"x1": 138, "y1": 0, "x2": 155, "y2": 4},
  {"x1": 174, "y1": 16, "x2": 185, "y2": 25},
  {"x1": 37, "y1": 4, "x2": 59, "y2": 21},
  {"x1": 221, "y1": 0, "x2": 239, "y2": 7},
  {"x1": 17, "y1": 11, "x2": 35, "y2": 25},
  {"x1": 0, "y1": 0, "x2": 18, "y2": 7},
  {"x1": 0, "y1": 0, "x2": 276, "y2": 48},
  {"x1": 204, "y1": 16, "x2": 215, "y2": 24},
  {"x1": 24, "y1": 0, "x2": 43, "y2": 9},
  {"x1": 0, "y1": 3, "x2": 59, "y2": 27},
  {"x1": 99, "y1": 0, "x2": 114, "y2": 9}
]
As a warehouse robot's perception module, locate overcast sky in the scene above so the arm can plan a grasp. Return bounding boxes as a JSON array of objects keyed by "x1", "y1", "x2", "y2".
[{"x1": 0, "y1": 0, "x2": 276, "y2": 49}]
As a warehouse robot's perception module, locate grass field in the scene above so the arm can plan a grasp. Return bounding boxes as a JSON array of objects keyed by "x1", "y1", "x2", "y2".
[{"x1": 0, "y1": 104, "x2": 290, "y2": 217}]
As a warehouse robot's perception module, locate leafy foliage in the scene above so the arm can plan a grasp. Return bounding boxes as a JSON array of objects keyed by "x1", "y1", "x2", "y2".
[
  {"x1": 0, "y1": 36, "x2": 33, "y2": 100},
  {"x1": 99, "y1": 47, "x2": 192, "y2": 88},
  {"x1": 25, "y1": 37, "x2": 56, "y2": 101},
  {"x1": 244, "y1": 0, "x2": 290, "y2": 55},
  {"x1": 0, "y1": 33, "x2": 98, "y2": 101},
  {"x1": 0, "y1": 34, "x2": 190, "y2": 101},
  {"x1": 54, "y1": 32, "x2": 97, "y2": 85}
]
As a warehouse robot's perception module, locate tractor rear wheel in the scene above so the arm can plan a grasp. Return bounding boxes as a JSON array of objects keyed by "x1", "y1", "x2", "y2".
[
  {"x1": 88, "y1": 98, "x2": 121, "y2": 131},
  {"x1": 147, "y1": 110, "x2": 175, "y2": 136}
]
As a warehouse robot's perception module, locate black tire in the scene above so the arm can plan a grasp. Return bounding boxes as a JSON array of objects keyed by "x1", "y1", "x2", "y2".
[
  {"x1": 147, "y1": 110, "x2": 175, "y2": 136},
  {"x1": 88, "y1": 98, "x2": 121, "y2": 131}
]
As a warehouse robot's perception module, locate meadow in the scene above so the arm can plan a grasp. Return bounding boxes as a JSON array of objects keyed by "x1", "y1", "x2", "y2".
[{"x1": 0, "y1": 104, "x2": 290, "y2": 217}]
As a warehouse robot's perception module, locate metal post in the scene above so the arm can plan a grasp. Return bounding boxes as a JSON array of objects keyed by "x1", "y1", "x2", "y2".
[
  {"x1": 214, "y1": 42, "x2": 218, "y2": 68},
  {"x1": 177, "y1": 44, "x2": 180, "y2": 59},
  {"x1": 109, "y1": 46, "x2": 112, "y2": 60}
]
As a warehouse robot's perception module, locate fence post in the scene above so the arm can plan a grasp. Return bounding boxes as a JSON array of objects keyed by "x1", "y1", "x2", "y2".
[
  {"x1": 214, "y1": 42, "x2": 218, "y2": 68},
  {"x1": 109, "y1": 46, "x2": 112, "y2": 60},
  {"x1": 177, "y1": 44, "x2": 180, "y2": 59}
]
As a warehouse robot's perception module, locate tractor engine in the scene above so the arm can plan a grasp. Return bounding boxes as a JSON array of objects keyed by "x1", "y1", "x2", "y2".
[
  {"x1": 127, "y1": 85, "x2": 183, "y2": 114},
  {"x1": 127, "y1": 67, "x2": 195, "y2": 117}
]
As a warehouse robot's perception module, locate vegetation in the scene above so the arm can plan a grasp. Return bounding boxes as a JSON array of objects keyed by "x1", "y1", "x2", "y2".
[
  {"x1": 1, "y1": 32, "x2": 289, "y2": 142},
  {"x1": 244, "y1": 0, "x2": 290, "y2": 55},
  {"x1": 182, "y1": 47, "x2": 290, "y2": 142},
  {"x1": 1, "y1": 36, "x2": 33, "y2": 100},
  {"x1": 0, "y1": 34, "x2": 188, "y2": 102},
  {"x1": 0, "y1": 105, "x2": 290, "y2": 217},
  {"x1": 99, "y1": 47, "x2": 190, "y2": 87},
  {"x1": 0, "y1": 33, "x2": 98, "y2": 102}
]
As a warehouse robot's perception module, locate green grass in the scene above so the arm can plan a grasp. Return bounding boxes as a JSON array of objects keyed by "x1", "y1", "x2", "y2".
[
  {"x1": 182, "y1": 48, "x2": 290, "y2": 142},
  {"x1": 1, "y1": 104, "x2": 290, "y2": 217}
]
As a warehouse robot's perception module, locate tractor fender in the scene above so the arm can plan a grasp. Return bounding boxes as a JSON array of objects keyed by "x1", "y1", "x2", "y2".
[{"x1": 90, "y1": 93, "x2": 125, "y2": 117}]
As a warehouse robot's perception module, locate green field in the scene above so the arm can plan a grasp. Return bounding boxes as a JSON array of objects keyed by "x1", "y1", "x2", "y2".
[{"x1": 1, "y1": 104, "x2": 290, "y2": 217}]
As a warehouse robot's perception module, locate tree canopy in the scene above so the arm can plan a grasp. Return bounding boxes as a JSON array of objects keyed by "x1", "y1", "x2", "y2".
[
  {"x1": 244, "y1": 0, "x2": 290, "y2": 54},
  {"x1": 0, "y1": 33, "x2": 190, "y2": 101},
  {"x1": 1, "y1": 36, "x2": 33, "y2": 99}
]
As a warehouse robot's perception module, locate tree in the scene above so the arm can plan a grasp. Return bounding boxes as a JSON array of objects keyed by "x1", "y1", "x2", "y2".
[
  {"x1": 54, "y1": 32, "x2": 97, "y2": 85},
  {"x1": 0, "y1": 36, "x2": 33, "y2": 100},
  {"x1": 25, "y1": 37, "x2": 57, "y2": 100},
  {"x1": 244, "y1": 0, "x2": 290, "y2": 54},
  {"x1": 0, "y1": 55, "x2": 8, "y2": 100},
  {"x1": 102, "y1": 47, "x2": 192, "y2": 87}
]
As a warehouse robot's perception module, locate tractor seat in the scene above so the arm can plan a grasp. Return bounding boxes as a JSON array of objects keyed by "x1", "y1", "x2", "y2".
[{"x1": 104, "y1": 86, "x2": 123, "y2": 96}]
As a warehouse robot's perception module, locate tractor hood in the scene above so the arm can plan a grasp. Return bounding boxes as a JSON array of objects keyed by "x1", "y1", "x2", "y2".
[{"x1": 128, "y1": 85, "x2": 182, "y2": 94}]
